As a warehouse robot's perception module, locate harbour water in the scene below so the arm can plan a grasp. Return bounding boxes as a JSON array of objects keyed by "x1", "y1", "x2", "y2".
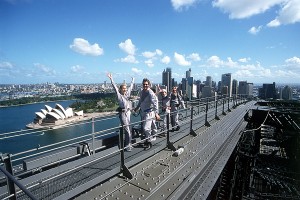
[{"x1": 0, "y1": 100, "x2": 132, "y2": 156}]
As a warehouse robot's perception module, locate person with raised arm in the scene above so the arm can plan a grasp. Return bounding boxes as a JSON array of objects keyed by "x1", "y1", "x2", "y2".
[
  {"x1": 134, "y1": 78, "x2": 160, "y2": 150},
  {"x1": 107, "y1": 73, "x2": 134, "y2": 151},
  {"x1": 158, "y1": 85, "x2": 171, "y2": 135}
]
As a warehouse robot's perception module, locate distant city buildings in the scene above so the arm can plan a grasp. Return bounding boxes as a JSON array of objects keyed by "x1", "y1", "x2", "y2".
[{"x1": 2, "y1": 68, "x2": 300, "y2": 102}]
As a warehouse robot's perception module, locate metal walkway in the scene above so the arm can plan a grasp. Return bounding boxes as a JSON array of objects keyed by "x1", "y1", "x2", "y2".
[
  {"x1": 75, "y1": 102, "x2": 256, "y2": 200},
  {"x1": 0, "y1": 99, "x2": 254, "y2": 200}
]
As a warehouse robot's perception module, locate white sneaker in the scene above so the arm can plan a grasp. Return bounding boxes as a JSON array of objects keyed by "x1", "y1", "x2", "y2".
[
  {"x1": 150, "y1": 136, "x2": 156, "y2": 142},
  {"x1": 125, "y1": 145, "x2": 133, "y2": 152}
]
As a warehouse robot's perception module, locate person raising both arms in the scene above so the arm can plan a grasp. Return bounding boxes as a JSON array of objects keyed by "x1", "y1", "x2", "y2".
[{"x1": 107, "y1": 73, "x2": 134, "y2": 152}]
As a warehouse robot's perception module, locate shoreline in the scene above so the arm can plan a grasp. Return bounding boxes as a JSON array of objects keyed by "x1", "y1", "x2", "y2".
[{"x1": 0, "y1": 99, "x2": 79, "y2": 108}]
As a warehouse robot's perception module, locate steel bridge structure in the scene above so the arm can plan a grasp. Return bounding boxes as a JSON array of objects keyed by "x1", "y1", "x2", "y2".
[{"x1": 0, "y1": 96, "x2": 254, "y2": 200}]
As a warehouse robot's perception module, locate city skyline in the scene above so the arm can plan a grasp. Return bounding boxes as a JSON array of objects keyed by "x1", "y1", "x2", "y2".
[{"x1": 1, "y1": 0, "x2": 300, "y2": 84}]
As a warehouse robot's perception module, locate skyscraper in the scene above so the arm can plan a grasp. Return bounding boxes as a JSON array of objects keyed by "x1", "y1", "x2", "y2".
[
  {"x1": 162, "y1": 68, "x2": 172, "y2": 92},
  {"x1": 259, "y1": 82, "x2": 276, "y2": 99},
  {"x1": 238, "y1": 81, "x2": 247, "y2": 95},
  {"x1": 232, "y1": 79, "x2": 238, "y2": 96},
  {"x1": 221, "y1": 73, "x2": 232, "y2": 97},
  {"x1": 238, "y1": 81, "x2": 253, "y2": 98},
  {"x1": 281, "y1": 85, "x2": 292, "y2": 100},
  {"x1": 186, "y1": 68, "x2": 191, "y2": 78},
  {"x1": 205, "y1": 76, "x2": 212, "y2": 88}
]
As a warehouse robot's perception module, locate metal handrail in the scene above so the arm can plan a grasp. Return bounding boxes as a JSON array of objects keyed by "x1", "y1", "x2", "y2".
[
  {"x1": 0, "y1": 165, "x2": 38, "y2": 200},
  {"x1": 0, "y1": 95, "x2": 249, "y2": 200}
]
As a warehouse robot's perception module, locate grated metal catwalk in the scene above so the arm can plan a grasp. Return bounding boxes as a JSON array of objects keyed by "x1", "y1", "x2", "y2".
[{"x1": 1, "y1": 99, "x2": 254, "y2": 200}]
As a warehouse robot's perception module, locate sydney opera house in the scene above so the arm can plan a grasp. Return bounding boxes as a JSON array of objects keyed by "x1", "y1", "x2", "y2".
[{"x1": 27, "y1": 104, "x2": 84, "y2": 128}]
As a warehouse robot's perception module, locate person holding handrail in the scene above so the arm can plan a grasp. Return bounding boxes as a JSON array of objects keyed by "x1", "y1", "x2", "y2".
[
  {"x1": 170, "y1": 86, "x2": 185, "y2": 131},
  {"x1": 158, "y1": 86, "x2": 171, "y2": 135},
  {"x1": 107, "y1": 73, "x2": 134, "y2": 152},
  {"x1": 134, "y1": 78, "x2": 160, "y2": 150}
]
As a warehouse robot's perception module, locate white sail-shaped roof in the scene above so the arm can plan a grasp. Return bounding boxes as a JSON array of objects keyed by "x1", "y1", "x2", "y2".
[
  {"x1": 65, "y1": 107, "x2": 74, "y2": 118},
  {"x1": 46, "y1": 112, "x2": 61, "y2": 120},
  {"x1": 45, "y1": 105, "x2": 52, "y2": 112},
  {"x1": 55, "y1": 104, "x2": 67, "y2": 118},
  {"x1": 41, "y1": 109, "x2": 48, "y2": 115},
  {"x1": 52, "y1": 108, "x2": 66, "y2": 119},
  {"x1": 35, "y1": 112, "x2": 46, "y2": 119},
  {"x1": 74, "y1": 110, "x2": 83, "y2": 116}
]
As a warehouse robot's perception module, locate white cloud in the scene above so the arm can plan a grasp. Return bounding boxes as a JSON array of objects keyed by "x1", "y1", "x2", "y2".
[
  {"x1": 207, "y1": 55, "x2": 223, "y2": 67},
  {"x1": 285, "y1": 56, "x2": 300, "y2": 65},
  {"x1": 274, "y1": 70, "x2": 299, "y2": 77},
  {"x1": 145, "y1": 59, "x2": 154, "y2": 67},
  {"x1": 212, "y1": 0, "x2": 283, "y2": 19},
  {"x1": 142, "y1": 51, "x2": 157, "y2": 58},
  {"x1": 131, "y1": 67, "x2": 143, "y2": 74},
  {"x1": 156, "y1": 49, "x2": 163, "y2": 56},
  {"x1": 248, "y1": 26, "x2": 263, "y2": 35},
  {"x1": 161, "y1": 56, "x2": 171, "y2": 64},
  {"x1": 225, "y1": 57, "x2": 238, "y2": 68},
  {"x1": 207, "y1": 56, "x2": 257, "y2": 69},
  {"x1": 284, "y1": 56, "x2": 300, "y2": 71},
  {"x1": 70, "y1": 38, "x2": 103, "y2": 56},
  {"x1": 234, "y1": 70, "x2": 254, "y2": 78},
  {"x1": 258, "y1": 68, "x2": 272, "y2": 77},
  {"x1": 0, "y1": 61, "x2": 13, "y2": 69},
  {"x1": 238, "y1": 58, "x2": 251, "y2": 63},
  {"x1": 119, "y1": 39, "x2": 136, "y2": 55},
  {"x1": 239, "y1": 64, "x2": 261, "y2": 70},
  {"x1": 213, "y1": 0, "x2": 300, "y2": 28},
  {"x1": 171, "y1": 0, "x2": 198, "y2": 11},
  {"x1": 174, "y1": 52, "x2": 191, "y2": 66},
  {"x1": 187, "y1": 53, "x2": 201, "y2": 61},
  {"x1": 142, "y1": 49, "x2": 163, "y2": 58},
  {"x1": 34, "y1": 63, "x2": 56, "y2": 76},
  {"x1": 267, "y1": 0, "x2": 300, "y2": 27},
  {"x1": 70, "y1": 65, "x2": 84, "y2": 73},
  {"x1": 120, "y1": 55, "x2": 139, "y2": 64}
]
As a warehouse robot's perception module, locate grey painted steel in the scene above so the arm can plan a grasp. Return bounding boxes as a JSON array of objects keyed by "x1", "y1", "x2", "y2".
[
  {"x1": 0, "y1": 97, "x2": 245, "y2": 200},
  {"x1": 74, "y1": 101, "x2": 254, "y2": 200},
  {"x1": 0, "y1": 165, "x2": 37, "y2": 200}
]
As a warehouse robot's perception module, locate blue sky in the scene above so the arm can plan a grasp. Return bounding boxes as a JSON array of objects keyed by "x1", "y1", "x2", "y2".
[{"x1": 0, "y1": 0, "x2": 300, "y2": 85}]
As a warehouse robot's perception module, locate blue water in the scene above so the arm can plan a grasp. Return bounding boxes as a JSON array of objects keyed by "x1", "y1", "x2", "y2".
[{"x1": 0, "y1": 100, "x2": 139, "y2": 156}]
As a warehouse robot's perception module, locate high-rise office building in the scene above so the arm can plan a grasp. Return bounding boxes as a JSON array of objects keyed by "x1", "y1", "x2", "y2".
[
  {"x1": 202, "y1": 86, "x2": 212, "y2": 98},
  {"x1": 205, "y1": 76, "x2": 212, "y2": 88},
  {"x1": 162, "y1": 68, "x2": 172, "y2": 92},
  {"x1": 187, "y1": 76, "x2": 194, "y2": 100},
  {"x1": 181, "y1": 78, "x2": 188, "y2": 96},
  {"x1": 238, "y1": 81, "x2": 248, "y2": 95},
  {"x1": 221, "y1": 73, "x2": 232, "y2": 97},
  {"x1": 186, "y1": 68, "x2": 191, "y2": 78},
  {"x1": 238, "y1": 81, "x2": 253, "y2": 98},
  {"x1": 281, "y1": 85, "x2": 292, "y2": 100},
  {"x1": 247, "y1": 83, "x2": 253, "y2": 97},
  {"x1": 259, "y1": 82, "x2": 277, "y2": 99},
  {"x1": 232, "y1": 79, "x2": 238, "y2": 96},
  {"x1": 195, "y1": 80, "x2": 201, "y2": 98}
]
